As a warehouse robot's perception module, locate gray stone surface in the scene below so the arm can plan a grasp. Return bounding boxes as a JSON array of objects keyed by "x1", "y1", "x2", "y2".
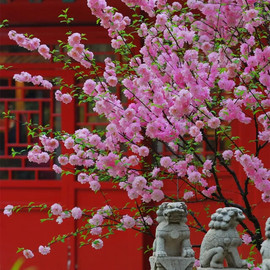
[
  {"x1": 261, "y1": 218, "x2": 270, "y2": 270},
  {"x1": 150, "y1": 256, "x2": 194, "y2": 270},
  {"x1": 199, "y1": 207, "x2": 247, "y2": 269},
  {"x1": 198, "y1": 268, "x2": 248, "y2": 270},
  {"x1": 150, "y1": 202, "x2": 195, "y2": 270}
]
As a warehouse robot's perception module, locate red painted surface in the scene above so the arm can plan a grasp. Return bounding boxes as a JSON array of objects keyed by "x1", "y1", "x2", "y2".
[{"x1": 0, "y1": 18, "x2": 145, "y2": 269}]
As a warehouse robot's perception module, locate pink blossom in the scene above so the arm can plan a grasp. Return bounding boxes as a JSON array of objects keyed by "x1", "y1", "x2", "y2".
[
  {"x1": 151, "y1": 180, "x2": 163, "y2": 189},
  {"x1": 92, "y1": 239, "x2": 103, "y2": 249},
  {"x1": 60, "y1": 93, "x2": 72, "y2": 104},
  {"x1": 138, "y1": 146, "x2": 149, "y2": 157},
  {"x1": 244, "y1": 9, "x2": 258, "y2": 22},
  {"x1": 106, "y1": 76, "x2": 118, "y2": 87},
  {"x1": 151, "y1": 167, "x2": 160, "y2": 177},
  {"x1": 127, "y1": 155, "x2": 139, "y2": 166},
  {"x1": 40, "y1": 136, "x2": 59, "y2": 152},
  {"x1": 160, "y1": 156, "x2": 173, "y2": 168},
  {"x1": 64, "y1": 137, "x2": 74, "y2": 149},
  {"x1": 136, "y1": 215, "x2": 153, "y2": 227},
  {"x1": 183, "y1": 191, "x2": 194, "y2": 200},
  {"x1": 208, "y1": 117, "x2": 221, "y2": 129},
  {"x1": 203, "y1": 160, "x2": 213, "y2": 171},
  {"x1": 97, "y1": 205, "x2": 112, "y2": 217},
  {"x1": 193, "y1": 259, "x2": 200, "y2": 268},
  {"x1": 151, "y1": 189, "x2": 164, "y2": 202},
  {"x1": 202, "y1": 186, "x2": 216, "y2": 197},
  {"x1": 90, "y1": 227, "x2": 102, "y2": 235},
  {"x1": 32, "y1": 75, "x2": 43, "y2": 85},
  {"x1": 37, "y1": 152, "x2": 50, "y2": 164},
  {"x1": 71, "y1": 207, "x2": 83, "y2": 219},
  {"x1": 83, "y1": 79, "x2": 97, "y2": 96},
  {"x1": 56, "y1": 211, "x2": 71, "y2": 224},
  {"x1": 121, "y1": 214, "x2": 135, "y2": 229},
  {"x1": 189, "y1": 126, "x2": 200, "y2": 137},
  {"x1": 127, "y1": 188, "x2": 139, "y2": 200},
  {"x1": 23, "y1": 249, "x2": 34, "y2": 259},
  {"x1": 222, "y1": 150, "x2": 233, "y2": 160},
  {"x1": 3, "y1": 205, "x2": 13, "y2": 217},
  {"x1": 90, "y1": 180, "x2": 101, "y2": 192},
  {"x1": 38, "y1": 245, "x2": 51, "y2": 255},
  {"x1": 30, "y1": 38, "x2": 40, "y2": 50},
  {"x1": 68, "y1": 33, "x2": 81, "y2": 46},
  {"x1": 8, "y1": 30, "x2": 16, "y2": 40},
  {"x1": 51, "y1": 203, "x2": 62, "y2": 216},
  {"x1": 52, "y1": 164, "x2": 62, "y2": 174},
  {"x1": 242, "y1": 234, "x2": 252, "y2": 244},
  {"x1": 54, "y1": 90, "x2": 62, "y2": 101},
  {"x1": 132, "y1": 176, "x2": 147, "y2": 191},
  {"x1": 58, "y1": 155, "x2": 69, "y2": 165},
  {"x1": 77, "y1": 173, "x2": 90, "y2": 184},
  {"x1": 142, "y1": 192, "x2": 152, "y2": 203},
  {"x1": 89, "y1": 214, "x2": 104, "y2": 226},
  {"x1": 188, "y1": 171, "x2": 201, "y2": 183},
  {"x1": 41, "y1": 80, "x2": 53, "y2": 89},
  {"x1": 218, "y1": 78, "x2": 235, "y2": 91},
  {"x1": 38, "y1": 44, "x2": 51, "y2": 59},
  {"x1": 196, "y1": 121, "x2": 204, "y2": 129},
  {"x1": 69, "y1": 154, "x2": 80, "y2": 165},
  {"x1": 88, "y1": 134, "x2": 101, "y2": 146}
]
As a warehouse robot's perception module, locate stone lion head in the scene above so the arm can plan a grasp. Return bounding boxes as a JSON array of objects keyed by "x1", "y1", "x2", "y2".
[
  {"x1": 156, "y1": 202, "x2": 188, "y2": 224},
  {"x1": 208, "y1": 207, "x2": 245, "y2": 230}
]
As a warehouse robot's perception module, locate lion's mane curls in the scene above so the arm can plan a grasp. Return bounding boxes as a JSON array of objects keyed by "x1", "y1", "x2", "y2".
[
  {"x1": 208, "y1": 207, "x2": 244, "y2": 230},
  {"x1": 265, "y1": 218, "x2": 270, "y2": 239}
]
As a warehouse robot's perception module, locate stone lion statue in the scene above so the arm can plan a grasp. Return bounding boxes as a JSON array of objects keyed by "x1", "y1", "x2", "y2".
[
  {"x1": 199, "y1": 207, "x2": 247, "y2": 269},
  {"x1": 261, "y1": 218, "x2": 270, "y2": 270},
  {"x1": 153, "y1": 202, "x2": 194, "y2": 258}
]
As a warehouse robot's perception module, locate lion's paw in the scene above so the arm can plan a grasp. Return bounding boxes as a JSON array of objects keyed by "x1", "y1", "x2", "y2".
[
  {"x1": 182, "y1": 248, "x2": 195, "y2": 258},
  {"x1": 241, "y1": 260, "x2": 247, "y2": 267},
  {"x1": 156, "y1": 251, "x2": 167, "y2": 257}
]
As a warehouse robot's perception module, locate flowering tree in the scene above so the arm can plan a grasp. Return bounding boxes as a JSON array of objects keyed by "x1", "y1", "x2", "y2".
[{"x1": 3, "y1": 0, "x2": 270, "y2": 263}]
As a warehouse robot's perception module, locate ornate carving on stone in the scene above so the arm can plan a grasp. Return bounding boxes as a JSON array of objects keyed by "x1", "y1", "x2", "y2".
[
  {"x1": 149, "y1": 202, "x2": 195, "y2": 270},
  {"x1": 199, "y1": 207, "x2": 247, "y2": 269},
  {"x1": 261, "y1": 218, "x2": 270, "y2": 270}
]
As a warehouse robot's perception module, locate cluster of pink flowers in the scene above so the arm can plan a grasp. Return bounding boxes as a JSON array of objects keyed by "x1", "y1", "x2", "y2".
[
  {"x1": 202, "y1": 186, "x2": 217, "y2": 198},
  {"x1": 237, "y1": 153, "x2": 270, "y2": 202},
  {"x1": 258, "y1": 113, "x2": 270, "y2": 143},
  {"x1": 27, "y1": 145, "x2": 50, "y2": 164},
  {"x1": 40, "y1": 135, "x2": 59, "y2": 153},
  {"x1": 55, "y1": 90, "x2": 73, "y2": 104},
  {"x1": 13, "y1": 71, "x2": 53, "y2": 89},
  {"x1": 86, "y1": 205, "x2": 115, "y2": 247},
  {"x1": 50, "y1": 203, "x2": 83, "y2": 224},
  {"x1": 87, "y1": 0, "x2": 130, "y2": 38},
  {"x1": 7, "y1": 0, "x2": 270, "y2": 257},
  {"x1": 120, "y1": 214, "x2": 136, "y2": 229},
  {"x1": 135, "y1": 215, "x2": 153, "y2": 228},
  {"x1": 67, "y1": 32, "x2": 93, "y2": 68},
  {"x1": 8, "y1": 30, "x2": 51, "y2": 59}
]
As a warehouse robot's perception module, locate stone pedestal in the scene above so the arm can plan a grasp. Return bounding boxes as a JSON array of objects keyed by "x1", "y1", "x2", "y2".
[
  {"x1": 149, "y1": 256, "x2": 195, "y2": 270},
  {"x1": 198, "y1": 268, "x2": 248, "y2": 270}
]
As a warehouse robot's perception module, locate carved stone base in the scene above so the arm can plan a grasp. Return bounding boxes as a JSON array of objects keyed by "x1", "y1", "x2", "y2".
[
  {"x1": 149, "y1": 256, "x2": 195, "y2": 270},
  {"x1": 197, "y1": 267, "x2": 248, "y2": 270}
]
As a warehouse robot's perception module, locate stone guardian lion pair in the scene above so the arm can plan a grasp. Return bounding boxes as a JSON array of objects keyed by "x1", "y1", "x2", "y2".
[{"x1": 150, "y1": 203, "x2": 251, "y2": 270}]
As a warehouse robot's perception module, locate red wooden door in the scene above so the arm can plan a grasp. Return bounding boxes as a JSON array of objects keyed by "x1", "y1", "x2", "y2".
[{"x1": 0, "y1": 26, "x2": 144, "y2": 270}]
